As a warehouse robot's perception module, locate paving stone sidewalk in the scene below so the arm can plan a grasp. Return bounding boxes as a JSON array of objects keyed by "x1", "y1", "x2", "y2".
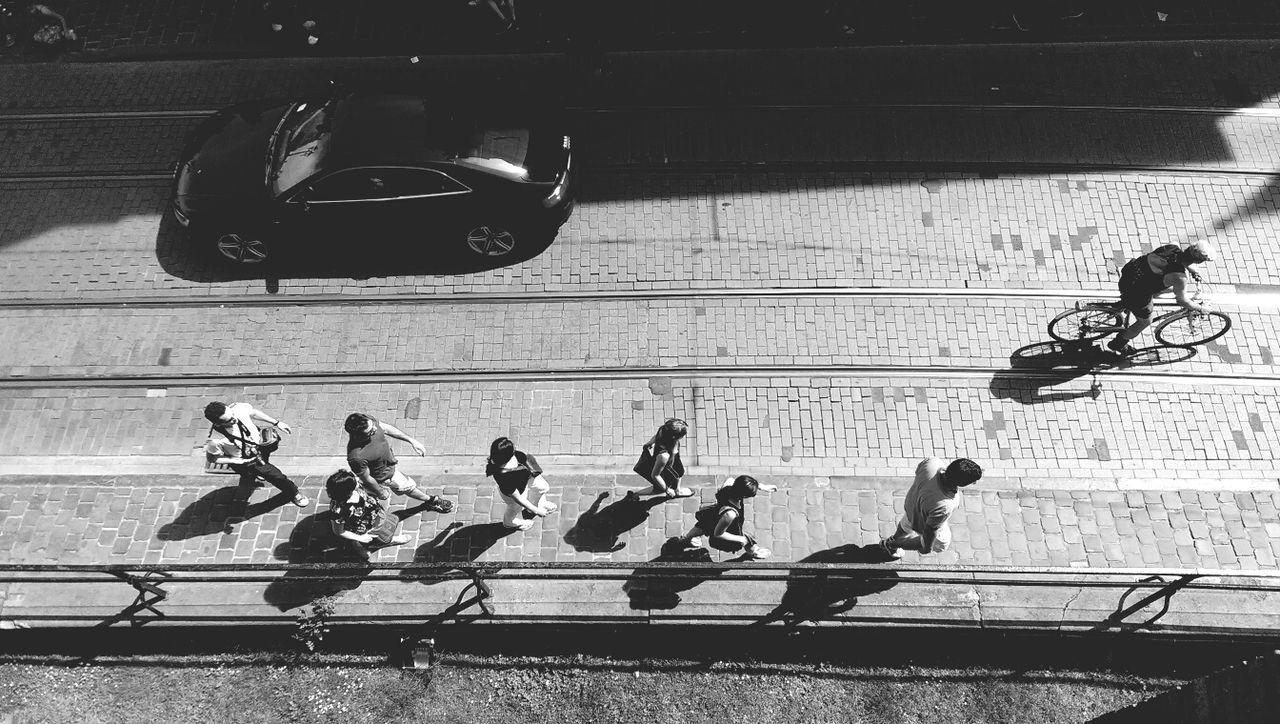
[{"x1": 0, "y1": 474, "x2": 1276, "y2": 575}]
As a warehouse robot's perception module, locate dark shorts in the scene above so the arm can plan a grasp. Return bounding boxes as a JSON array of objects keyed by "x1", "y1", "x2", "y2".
[{"x1": 1119, "y1": 294, "x2": 1154, "y2": 319}]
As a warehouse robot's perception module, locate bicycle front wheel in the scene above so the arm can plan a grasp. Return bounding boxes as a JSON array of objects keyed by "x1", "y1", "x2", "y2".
[
  {"x1": 1154, "y1": 311, "x2": 1232, "y2": 346},
  {"x1": 1048, "y1": 307, "x2": 1125, "y2": 343}
]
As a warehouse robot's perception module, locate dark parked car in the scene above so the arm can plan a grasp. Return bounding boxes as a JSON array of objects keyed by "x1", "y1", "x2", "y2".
[{"x1": 171, "y1": 93, "x2": 574, "y2": 265}]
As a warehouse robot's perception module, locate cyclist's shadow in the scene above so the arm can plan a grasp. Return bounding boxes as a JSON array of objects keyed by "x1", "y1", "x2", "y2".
[{"x1": 990, "y1": 340, "x2": 1196, "y2": 405}]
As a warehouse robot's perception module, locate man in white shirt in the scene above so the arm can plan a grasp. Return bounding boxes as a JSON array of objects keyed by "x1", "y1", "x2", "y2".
[
  {"x1": 203, "y1": 401, "x2": 309, "y2": 507},
  {"x1": 880, "y1": 457, "x2": 982, "y2": 558}
]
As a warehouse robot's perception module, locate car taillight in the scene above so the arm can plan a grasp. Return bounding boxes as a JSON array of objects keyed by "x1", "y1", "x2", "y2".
[{"x1": 542, "y1": 138, "x2": 572, "y2": 208}]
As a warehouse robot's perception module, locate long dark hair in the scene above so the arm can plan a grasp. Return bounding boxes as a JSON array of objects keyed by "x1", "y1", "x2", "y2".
[{"x1": 485, "y1": 437, "x2": 516, "y2": 477}]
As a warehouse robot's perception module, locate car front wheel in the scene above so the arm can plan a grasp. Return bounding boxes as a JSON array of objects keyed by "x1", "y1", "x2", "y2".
[
  {"x1": 216, "y1": 231, "x2": 271, "y2": 265},
  {"x1": 465, "y1": 224, "x2": 517, "y2": 257}
]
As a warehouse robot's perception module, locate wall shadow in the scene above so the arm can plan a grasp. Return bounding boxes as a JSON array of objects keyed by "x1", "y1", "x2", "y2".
[
  {"x1": 564, "y1": 491, "x2": 666, "y2": 553},
  {"x1": 261, "y1": 512, "x2": 374, "y2": 611},
  {"x1": 622, "y1": 537, "x2": 732, "y2": 610},
  {"x1": 754, "y1": 544, "x2": 901, "y2": 628},
  {"x1": 156, "y1": 484, "x2": 292, "y2": 541}
]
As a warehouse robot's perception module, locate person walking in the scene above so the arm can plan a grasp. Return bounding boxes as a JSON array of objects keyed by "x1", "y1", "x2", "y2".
[
  {"x1": 879, "y1": 457, "x2": 983, "y2": 558},
  {"x1": 344, "y1": 412, "x2": 453, "y2": 514},
  {"x1": 625, "y1": 418, "x2": 694, "y2": 500},
  {"x1": 485, "y1": 437, "x2": 557, "y2": 531},
  {"x1": 678, "y1": 475, "x2": 777, "y2": 559},
  {"x1": 325, "y1": 469, "x2": 411, "y2": 556},
  {"x1": 203, "y1": 401, "x2": 309, "y2": 507}
]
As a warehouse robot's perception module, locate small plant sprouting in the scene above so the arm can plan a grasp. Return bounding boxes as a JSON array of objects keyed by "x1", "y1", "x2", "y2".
[{"x1": 293, "y1": 595, "x2": 337, "y2": 652}]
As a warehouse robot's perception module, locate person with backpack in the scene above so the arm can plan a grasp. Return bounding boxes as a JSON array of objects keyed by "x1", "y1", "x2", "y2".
[
  {"x1": 677, "y1": 475, "x2": 777, "y2": 559},
  {"x1": 325, "y1": 469, "x2": 411, "y2": 556},
  {"x1": 1107, "y1": 240, "x2": 1215, "y2": 355},
  {"x1": 625, "y1": 418, "x2": 694, "y2": 500},
  {"x1": 203, "y1": 400, "x2": 308, "y2": 507},
  {"x1": 485, "y1": 436, "x2": 557, "y2": 531}
]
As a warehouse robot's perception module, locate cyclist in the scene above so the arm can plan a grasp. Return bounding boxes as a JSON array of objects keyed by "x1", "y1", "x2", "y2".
[{"x1": 1106, "y1": 240, "x2": 1215, "y2": 355}]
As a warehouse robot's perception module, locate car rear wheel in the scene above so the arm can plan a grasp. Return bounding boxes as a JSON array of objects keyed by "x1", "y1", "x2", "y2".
[
  {"x1": 216, "y1": 231, "x2": 271, "y2": 265},
  {"x1": 465, "y1": 224, "x2": 518, "y2": 257}
]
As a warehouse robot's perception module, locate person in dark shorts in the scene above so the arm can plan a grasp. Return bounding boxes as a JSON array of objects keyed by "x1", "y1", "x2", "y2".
[
  {"x1": 344, "y1": 413, "x2": 453, "y2": 514},
  {"x1": 325, "y1": 469, "x2": 410, "y2": 556},
  {"x1": 677, "y1": 475, "x2": 778, "y2": 559},
  {"x1": 485, "y1": 437, "x2": 558, "y2": 531},
  {"x1": 1108, "y1": 241, "x2": 1214, "y2": 355}
]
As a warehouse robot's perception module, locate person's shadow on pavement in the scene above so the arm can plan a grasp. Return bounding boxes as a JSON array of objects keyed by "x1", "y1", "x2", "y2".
[
  {"x1": 156, "y1": 484, "x2": 293, "y2": 541},
  {"x1": 262, "y1": 512, "x2": 374, "y2": 611},
  {"x1": 622, "y1": 537, "x2": 732, "y2": 610},
  {"x1": 400, "y1": 521, "x2": 516, "y2": 583},
  {"x1": 564, "y1": 491, "x2": 666, "y2": 552},
  {"x1": 754, "y1": 544, "x2": 900, "y2": 628}
]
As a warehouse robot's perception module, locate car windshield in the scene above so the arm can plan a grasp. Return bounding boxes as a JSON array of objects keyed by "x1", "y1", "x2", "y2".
[{"x1": 269, "y1": 100, "x2": 335, "y2": 196}]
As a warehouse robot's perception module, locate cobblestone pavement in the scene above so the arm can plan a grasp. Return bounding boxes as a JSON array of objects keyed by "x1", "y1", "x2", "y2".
[
  {"x1": 0, "y1": 475, "x2": 1276, "y2": 570},
  {"x1": 0, "y1": 296, "x2": 1271, "y2": 377},
  {"x1": 2, "y1": 172, "x2": 1280, "y2": 300},
  {"x1": 3, "y1": 377, "x2": 1280, "y2": 484},
  {"x1": 1, "y1": 35, "x2": 1279, "y2": 628}
]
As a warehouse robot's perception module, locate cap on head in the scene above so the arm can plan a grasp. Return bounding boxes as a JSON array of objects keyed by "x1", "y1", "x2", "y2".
[
  {"x1": 946, "y1": 458, "x2": 983, "y2": 487},
  {"x1": 203, "y1": 401, "x2": 228, "y2": 423},
  {"x1": 1185, "y1": 240, "x2": 1215, "y2": 264}
]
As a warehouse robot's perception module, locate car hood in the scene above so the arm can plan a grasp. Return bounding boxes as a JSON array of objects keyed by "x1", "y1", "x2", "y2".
[{"x1": 175, "y1": 100, "x2": 292, "y2": 203}]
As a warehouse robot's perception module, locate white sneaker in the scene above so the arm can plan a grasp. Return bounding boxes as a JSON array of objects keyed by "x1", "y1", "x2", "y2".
[
  {"x1": 388, "y1": 534, "x2": 411, "y2": 546},
  {"x1": 503, "y1": 519, "x2": 534, "y2": 531},
  {"x1": 879, "y1": 538, "x2": 904, "y2": 559},
  {"x1": 686, "y1": 536, "x2": 706, "y2": 549},
  {"x1": 743, "y1": 545, "x2": 771, "y2": 560}
]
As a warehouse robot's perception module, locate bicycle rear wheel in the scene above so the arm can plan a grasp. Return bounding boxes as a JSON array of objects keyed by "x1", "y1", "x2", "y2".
[
  {"x1": 1154, "y1": 311, "x2": 1232, "y2": 346},
  {"x1": 1048, "y1": 307, "x2": 1125, "y2": 343}
]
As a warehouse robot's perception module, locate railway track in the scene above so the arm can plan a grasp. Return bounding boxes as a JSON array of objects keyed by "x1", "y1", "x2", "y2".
[{"x1": 0, "y1": 361, "x2": 1275, "y2": 390}]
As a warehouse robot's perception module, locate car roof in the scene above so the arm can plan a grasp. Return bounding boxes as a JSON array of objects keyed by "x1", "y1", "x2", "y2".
[{"x1": 320, "y1": 94, "x2": 531, "y2": 179}]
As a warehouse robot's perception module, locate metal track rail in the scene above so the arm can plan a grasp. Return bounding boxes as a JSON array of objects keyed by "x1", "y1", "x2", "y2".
[{"x1": 1, "y1": 363, "x2": 1276, "y2": 390}]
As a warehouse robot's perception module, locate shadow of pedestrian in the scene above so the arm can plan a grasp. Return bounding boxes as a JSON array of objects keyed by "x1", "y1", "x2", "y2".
[
  {"x1": 262, "y1": 512, "x2": 373, "y2": 611},
  {"x1": 564, "y1": 491, "x2": 666, "y2": 553},
  {"x1": 156, "y1": 485, "x2": 292, "y2": 541},
  {"x1": 401, "y1": 522, "x2": 515, "y2": 582},
  {"x1": 622, "y1": 538, "x2": 732, "y2": 611},
  {"x1": 754, "y1": 544, "x2": 901, "y2": 628}
]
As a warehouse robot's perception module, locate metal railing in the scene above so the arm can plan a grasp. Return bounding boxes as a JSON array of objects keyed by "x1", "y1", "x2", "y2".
[{"x1": 2, "y1": 562, "x2": 1278, "y2": 633}]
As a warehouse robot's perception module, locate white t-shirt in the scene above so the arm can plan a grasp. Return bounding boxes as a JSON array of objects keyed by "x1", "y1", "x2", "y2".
[
  {"x1": 205, "y1": 402, "x2": 262, "y2": 458},
  {"x1": 901, "y1": 457, "x2": 960, "y2": 534}
]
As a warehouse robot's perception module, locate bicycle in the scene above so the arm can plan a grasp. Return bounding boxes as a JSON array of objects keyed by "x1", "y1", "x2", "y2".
[{"x1": 1048, "y1": 286, "x2": 1231, "y2": 349}]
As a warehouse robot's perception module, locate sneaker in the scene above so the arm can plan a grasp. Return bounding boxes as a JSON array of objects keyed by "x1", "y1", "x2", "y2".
[
  {"x1": 424, "y1": 496, "x2": 453, "y2": 514},
  {"x1": 388, "y1": 533, "x2": 411, "y2": 546},
  {"x1": 743, "y1": 545, "x2": 771, "y2": 560},
  {"x1": 686, "y1": 535, "x2": 706, "y2": 549},
  {"x1": 292, "y1": 494, "x2": 310, "y2": 507},
  {"x1": 503, "y1": 519, "x2": 534, "y2": 531},
  {"x1": 541, "y1": 501, "x2": 558, "y2": 514},
  {"x1": 879, "y1": 538, "x2": 904, "y2": 559},
  {"x1": 1107, "y1": 337, "x2": 1137, "y2": 356}
]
